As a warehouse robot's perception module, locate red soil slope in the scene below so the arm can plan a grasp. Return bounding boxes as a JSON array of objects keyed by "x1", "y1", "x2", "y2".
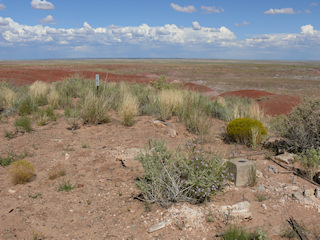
[{"x1": 219, "y1": 89, "x2": 300, "y2": 116}]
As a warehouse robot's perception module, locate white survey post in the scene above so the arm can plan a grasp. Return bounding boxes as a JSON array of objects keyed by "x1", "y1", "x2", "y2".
[{"x1": 96, "y1": 74, "x2": 99, "y2": 87}]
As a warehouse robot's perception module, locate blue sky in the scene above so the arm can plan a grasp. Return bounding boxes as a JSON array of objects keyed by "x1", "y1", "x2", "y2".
[{"x1": 0, "y1": 0, "x2": 319, "y2": 60}]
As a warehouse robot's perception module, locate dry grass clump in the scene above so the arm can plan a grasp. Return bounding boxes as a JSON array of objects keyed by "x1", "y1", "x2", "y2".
[
  {"x1": 157, "y1": 89, "x2": 184, "y2": 120},
  {"x1": 0, "y1": 86, "x2": 16, "y2": 108},
  {"x1": 249, "y1": 102, "x2": 265, "y2": 122},
  {"x1": 47, "y1": 87, "x2": 60, "y2": 109},
  {"x1": 29, "y1": 81, "x2": 50, "y2": 105},
  {"x1": 48, "y1": 163, "x2": 66, "y2": 180},
  {"x1": 81, "y1": 92, "x2": 110, "y2": 124},
  {"x1": 9, "y1": 160, "x2": 35, "y2": 185},
  {"x1": 119, "y1": 93, "x2": 139, "y2": 126}
]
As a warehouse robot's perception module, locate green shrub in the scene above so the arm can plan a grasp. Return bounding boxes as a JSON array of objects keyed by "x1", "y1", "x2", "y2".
[
  {"x1": 227, "y1": 118, "x2": 267, "y2": 147},
  {"x1": 296, "y1": 146, "x2": 320, "y2": 180},
  {"x1": 9, "y1": 160, "x2": 35, "y2": 185},
  {"x1": 15, "y1": 116, "x2": 32, "y2": 132},
  {"x1": 58, "y1": 179, "x2": 76, "y2": 192},
  {"x1": 222, "y1": 226, "x2": 269, "y2": 240},
  {"x1": 135, "y1": 139, "x2": 232, "y2": 207},
  {"x1": 18, "y1": 96, "x2": 37, "y2": 116},
  {"x1": 29, "y1": 81, "x2": 49, "y2": 106},
  {"x1": 271, "y1": 97, "x2": 320, "y2": 152},
  {"x1": 150, "y1": 76, "x2": 182, "y2": 91}
]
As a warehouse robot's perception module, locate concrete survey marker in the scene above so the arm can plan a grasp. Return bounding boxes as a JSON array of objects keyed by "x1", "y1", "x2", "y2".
[{"x1": 228, "y1": 158, "x2": 254, "y2": 187}]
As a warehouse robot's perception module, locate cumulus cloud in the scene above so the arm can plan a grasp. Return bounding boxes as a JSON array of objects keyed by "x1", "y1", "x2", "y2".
[
  {"x1": 40, "y1": 15, "x2": 55, "y2": 24},
  {"x1": 170, "y1": 3, "x2": 196, "y2": 13},
  {"x1": 0, "y1": 3, "x2": 6, "y2": 10},
  {"x1": 0, "y1": 17, "x2": 236, "y2": 48},
  {"x1": 192, "y1": 21, "x2": 201, "y2": 30},
  {"x1": 305, "y1": 9, "x2": 311, "y2": 14},
  {"x1": 0, "y1": 16, "x2": 9, "y2": 26},
  {"x1": 264, "y1": 8, "x2": 300, "y2": 15},
  {"x1": 31, "y1": 0, "x2": 55, "y2": 10},
  {"x1": 310, "y1": 2, "x2": 318, "y2": 6},
  {"x1": 235, "y1": 21, "x2": 250, "y2": 27},
  {"x1": 201, "y1": 6, "x2": 224, "y2": 14}
]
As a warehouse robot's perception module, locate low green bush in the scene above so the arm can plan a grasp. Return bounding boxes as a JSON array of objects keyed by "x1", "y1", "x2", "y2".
[
  {"x1": 271, "y1": 97, "x2": 320, "y2": 152},
  {"x1": 221, "y1": 226, "x2": 269, "y2": 240},
  {"x1": 81, "y1": 92, "x2": 110, "y2": 124},
  {"x1": 296, "y1": 146, "x2": 320, "y2": 180},
  {"x1": 15, "y1": 116, "x2": 32, "y2": 132},
  {"x1": 18, "y1": 96, "x2": 37, "y2": 116},
  {"x1": 135, "y1": 139, "x2": 232, "y2": 207},
  {"x1": 227, "y1": 117, "x2": 267, "y2": 147}
]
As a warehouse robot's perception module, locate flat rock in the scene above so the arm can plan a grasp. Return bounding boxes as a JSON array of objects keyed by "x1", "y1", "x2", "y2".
[
  {"x1": 267, "y1": 164, "x2": 278, "y2": 174},
  {"x1": 275, "y1": 152, "x2": 297, "y2": 165},
  {"x1": 219, "y1": 201, "x2": 251, "y2": 222},
  {"x1": 148, "y1": 221, "x2": 166, "y2": 233}
]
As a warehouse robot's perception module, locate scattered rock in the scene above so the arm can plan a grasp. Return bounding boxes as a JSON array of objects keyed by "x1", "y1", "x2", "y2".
[
  {"x1": 256, "y1": 170, "x2": 263, "y2": 178},
  {"x1": 167, "y1": 128, "x2": 177, "y2": 138},
  {"x1": 316, "y1": 189, "x2": 320, "y2": 199},
  {"x1": 257, "y1": 185, "x2": 266, "y2": 192},
  {"x1": 8, "y1": 189, "x2": 16, "y2": 194},
  {"x1": 261, "y1": 204, "x2": 267, "y2": 210},
  {"x1": 218, "y1": 201, "x2": 252, "y2": 222},
  {"x1": 267, "y1": 165, "x2": 278, "y2": 174},
  {"x1": 304, "y1": 189, "x2": 315, "y2": 198},
  {"x1": 275, "y1": 152, "x2": 296, "y2": 165},
  {"x1": 148, "y1": 221, "x2": 166, "y2": 233},
  {"x1": 292, "y1": 176, "x2": 297, "y2": 184},
  {"x1": 153, "y1": 120, "x2": 166, "y2": 128},
  {"x1": 287, "y1": 186, "x2": 300, "y2": 192},
  {"x1": 65, "y1": 153, "x2": 70, "y2": 161},
  {"x1": 292, "y1": 191, "x2": 304, "y2": 202}
]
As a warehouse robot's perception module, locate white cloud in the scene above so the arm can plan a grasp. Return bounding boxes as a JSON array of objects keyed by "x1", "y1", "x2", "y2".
[
  {"x1": 305, "y1": 9, "x2": 311, "y2": 13},
  {"x1": 264, "y1": 8, "x2": 300, "y2": 15},
  {"x1": 31, "y1": 0, "x2": 55, "y2": 10},
  {"x1": 0, "y1": 3, "x2": 6, "y2": 10},
  {"x1": 170, "y1": 3, "x2": 196, "y2": 13},
  {"x1": 201, "y1": 6, "x2": 224, "y2": 14},
  {"x1": 310, "y1": 2, "x2": 318, "y2": 6},
  {"x1": 0, "y1": 16, "x2": 9, "y2": 26},
  {"x1": 192, "y1": 21, "x2": 201, "y2": 30},
  {"x1": 40, "y1": 15, "x2": 55, "y2": 24},
  {"x1": 235, "y1": 21, "x2": 250, "y2": 27}
]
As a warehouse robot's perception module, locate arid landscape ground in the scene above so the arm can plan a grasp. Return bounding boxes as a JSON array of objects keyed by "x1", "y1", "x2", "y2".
[{"x1": 1, "y1": 59, "x2": 320, "y2": 239}]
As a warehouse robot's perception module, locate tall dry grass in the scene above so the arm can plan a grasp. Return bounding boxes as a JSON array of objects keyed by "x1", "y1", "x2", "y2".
[
  {"x1": 47, "y1": 87, "x2": 60, "y2": 109},
  {"x1": 157, "y1": 89, "x2": 184, "y2": 120},
  {"x1": 119, "y1": 93, "x2": 139, "y2": 126},
  {"x1": 29, "y1": 81, "x2": 49, "y2": 105},
  {"x1": 0, "y1": 87, "x2": 16, "y2": 108}
]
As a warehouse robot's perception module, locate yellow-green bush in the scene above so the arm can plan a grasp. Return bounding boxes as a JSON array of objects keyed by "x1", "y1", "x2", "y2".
[
  {"x1": 227, "y1": 117, "x2": 267, "y2": 147},
  {"x1": 9, "y1": 160, "x2": 35, "y2": 185}
]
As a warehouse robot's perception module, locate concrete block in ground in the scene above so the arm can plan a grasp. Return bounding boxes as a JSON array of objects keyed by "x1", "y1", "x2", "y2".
[{"x1": 228, "y1": 158, "x2": 255, "y2": 187}]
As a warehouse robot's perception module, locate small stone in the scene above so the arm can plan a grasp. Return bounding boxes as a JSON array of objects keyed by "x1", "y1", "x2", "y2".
[
  {"x1": 267, "y1": 165, "x2": 278, "y2": 174},
  {"x1": 275, "y1": 152, "x2": 296, "y2": 165},
  {"x1": 304, "y1": 189, "x2": 315, "y2": 198},
  {"x1": 167, "y1": 128, "x2": 177, "y2": 138},
  {"x1": 287, "y1": 186, "x2": 300, "y2": 191},
  {"x1": 65, "y1": 153, "x2": 70, "y2": 160},
  {"x1": 292, "y1": 191, "x2": 304, "y2": 202},
  {"x1": 257, "y1": 185, "x2": 266, "y2": 192},
  {"x1": 292, "y1": 176, "x2": 297, "y2": 184},
  {"x1": 8, "y1": 189, "x2": 16, "y2": 194},
  {"x1": 148, "y1": 222, "x2": 166, "y2": 233},
  {"x1": 261, "y1": 204, "x2": 267, "y2": 210},
  {"x1": 256, "y1": 170, "x2": 263, "y2": 178},
  {"x1": 315, "y1": 189, "x2": 320, "y2": 199}
]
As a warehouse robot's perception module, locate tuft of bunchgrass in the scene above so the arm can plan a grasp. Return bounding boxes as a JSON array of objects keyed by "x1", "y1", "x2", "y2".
[
  {"x1": 48, "y1": 163, "x2": 66, "y2": 180},
  {"x1": 17, "y1": 96, "x2": 37, "y2": 116},
  {"x1": 9, "y1": 160, "x2": 35, "y2": 185},
  {"x1": 58, "y1": 179, "x2": 76, "y2": 192},
  {"x1": 81, "y1": 92, "x2": 110, "y2": 124},
  {"x1": 15, "y1": 116, "x2": 32, "y2": 132},
  {"x1": 157, "y1": 89, "x2": 184, "y2": 121},
  {"x1": 47, "y1": 87, "x2": 60, "y2": 109},
  {"x1": 221, "y1": 226, "x2": 269, "y2": 240},
  {"x1": 0, "y1": 86, "x2": 16, "y2": 109},
  {"x1": 119, "y1": 93, "x2": 139, "y2": 126},
  {"x1": 29, "y1": 81, "x2": 49, "y2": 106}
]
